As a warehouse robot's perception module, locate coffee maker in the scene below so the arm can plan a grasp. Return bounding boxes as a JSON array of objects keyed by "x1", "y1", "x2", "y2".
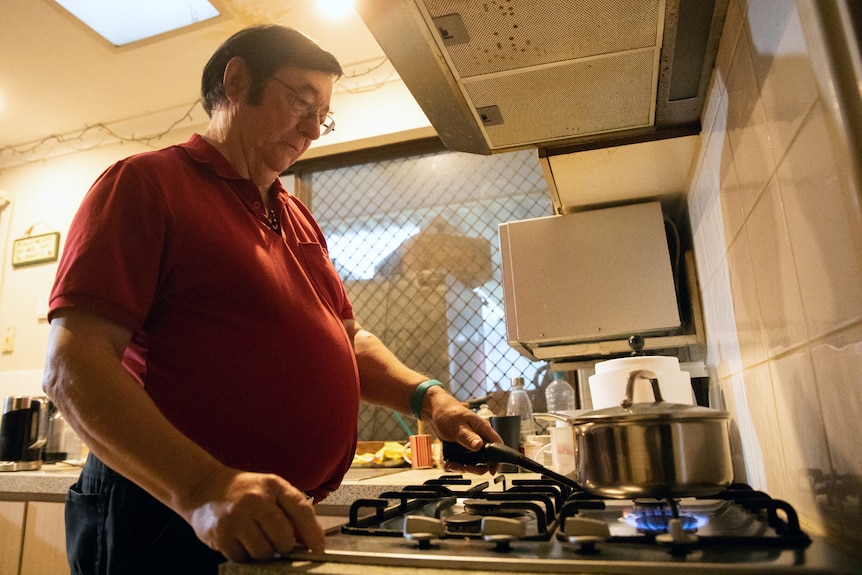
[{"x1": 0, "y1": 396, "x2": 47, "y2": 471}]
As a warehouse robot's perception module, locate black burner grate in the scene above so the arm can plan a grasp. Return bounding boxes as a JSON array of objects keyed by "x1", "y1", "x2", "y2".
[{"x1": 344, "y1": 476, "x2": 813, "y2": 552}]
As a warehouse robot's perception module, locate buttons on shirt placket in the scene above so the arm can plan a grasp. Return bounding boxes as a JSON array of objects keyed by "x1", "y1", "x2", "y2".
[
  {"x1": 267, "y1": 208, "x2": 280, "y2": 233},
  {"x1": 253, "y1": 201, "x2": 281, "y2": 234}
]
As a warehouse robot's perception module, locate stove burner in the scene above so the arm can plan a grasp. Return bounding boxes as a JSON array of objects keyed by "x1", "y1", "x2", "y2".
[
  {"x1": 622, "y1": 498, "x2": 704, "y2": 534},
  {"x1": 443, "y1": 512, "x2": 483, "y2": 534},
  {"x1": 464, "y1": 500, "x2": 527, "y2": 519},
  {"x1": 634, "y1": 513, "x2": 699, "y2": 533}
]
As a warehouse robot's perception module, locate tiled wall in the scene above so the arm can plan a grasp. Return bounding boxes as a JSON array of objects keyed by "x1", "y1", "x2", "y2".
[{"x1": 688, "y1": 0, "x2": 862, "y2": 554}]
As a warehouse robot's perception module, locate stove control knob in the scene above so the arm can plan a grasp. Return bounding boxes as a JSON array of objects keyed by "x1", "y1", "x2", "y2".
[
  {"x1": 565, "y1": 517, "x2": 610, "y2": 554},
  {"x1": 403, "y1": 515, "x2": 444, "y2": 549},
  {"x1": 481, "y1": 516, "x2": 525, "y2": 552}
]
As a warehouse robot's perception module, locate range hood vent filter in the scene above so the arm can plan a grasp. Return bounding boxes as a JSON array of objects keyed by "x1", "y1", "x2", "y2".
[
  {"x1": 464, "y1": 49, "x2": 657, "y2": 149},
  {"x1": 426, "y1": 0, "x2": 662, "y2": 77}
]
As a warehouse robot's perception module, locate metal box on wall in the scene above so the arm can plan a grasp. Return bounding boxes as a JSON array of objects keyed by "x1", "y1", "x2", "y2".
[{"x1": 499, "y1": 201, "x2": 680, "y2": 361}]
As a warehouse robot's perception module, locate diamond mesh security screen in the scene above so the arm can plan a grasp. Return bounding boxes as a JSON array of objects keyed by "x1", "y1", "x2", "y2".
[{"x1": 295, "y1": 147, "x2": 553, "y2": 440}]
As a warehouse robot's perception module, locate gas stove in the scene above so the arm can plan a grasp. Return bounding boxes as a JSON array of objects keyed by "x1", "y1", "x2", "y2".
[{"x1": 286, "y1": 474, "x2": 860, "y2": 574}]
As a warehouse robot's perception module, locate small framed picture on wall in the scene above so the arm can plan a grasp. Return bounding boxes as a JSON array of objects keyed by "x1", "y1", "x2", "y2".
[{"x1": 11, "y1": 232, "x2": 60, "y2": 268}]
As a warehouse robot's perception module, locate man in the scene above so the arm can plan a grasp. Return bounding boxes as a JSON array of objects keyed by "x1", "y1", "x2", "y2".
[{"x1": 43, "y1": 25, "x2": 501, "y2": 574}]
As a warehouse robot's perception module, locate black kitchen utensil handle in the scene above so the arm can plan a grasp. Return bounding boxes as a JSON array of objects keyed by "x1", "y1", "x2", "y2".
[
  {"x1": 442, "y1": 441, "x2": 581, "y2": 491},
  {"x1": 442, "y1": 440, "x2": 488, "y2": 465},
  {"x1": 442, "y1": 441, "x2": 526, "y2": 467},
  {"x1": 484, "y1": 443, "x2": 581, "y2": 491}
]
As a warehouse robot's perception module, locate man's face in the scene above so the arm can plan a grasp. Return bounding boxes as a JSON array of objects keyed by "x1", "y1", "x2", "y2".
[{"x1": 235, "y1": 64, "x2": 334, "y2": 173}]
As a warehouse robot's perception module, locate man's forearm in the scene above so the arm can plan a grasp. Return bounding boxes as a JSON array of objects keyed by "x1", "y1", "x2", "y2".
[
  {"x1": 42, "y1": 313, "x2": 224, "y2": 519},
  {"x1": 350, "y1": 327, "x2": 429, "y2": 414}
]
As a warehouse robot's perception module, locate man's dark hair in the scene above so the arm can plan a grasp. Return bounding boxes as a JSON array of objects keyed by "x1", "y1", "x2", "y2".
[{"x1": 201, "y1": 25, "x2": 343, "y2": 117}]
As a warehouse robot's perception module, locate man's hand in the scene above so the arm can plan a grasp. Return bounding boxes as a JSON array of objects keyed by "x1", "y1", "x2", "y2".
[
  {"x1": 420, "y1": 386, "x2": 503, "y2": 474},
  {"x1": 186, "y1": 468, "x2": 325, "y2": 562}
]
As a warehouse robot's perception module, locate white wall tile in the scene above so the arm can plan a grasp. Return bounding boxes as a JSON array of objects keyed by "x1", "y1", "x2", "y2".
[
  {"x1": 810, "y1": 323, "x2": 862, "y2": 538},
  {"x1": 689, "y1": 174, "x2": 712, "y2": 287},
  {"x1": 745, "y1": 0, "x2": 818, "y2": 163},
  {"x1": 714, "y1": 0, "x2": 745, "y2": 92},
  {"x1": 718, "y1": 127, "x2": 745, "y2": 245},
  {"x1": 724, "y1": 28, "x2": 776, "y2": 214},
  {"x1": 740, "y1": 364, "x2": 786, "y2": 494},
  {"x1": 701, "y1": 70, "x2": 724, "y2": 138},
  {"x1": 778, "y1": 100, "x2": 862, "y2": 338},
  {"x1": 701, "y1": 85, "x2": 747, "y2": 247},
  {"x1": 724, "y1": 373, "x2": 756, "y2": 484},
  {"x1": 746, "y1": 177, "x2": 807, "y2": 356},
  {"x1": 770, "y1": 350, "x2": 831, "y2": 525},
  {"x1": 689, "y1": 165, "x2": 725, "y2": 286},
  {"x1": 727, "y1": 228, "x2": 768, "y2": 368},
  {"x1": 707, "y1": 261, "x2": 744, "y2": 379},
  {"x1": 809, "y1": 325, "x2": 862, "y2": 475}
]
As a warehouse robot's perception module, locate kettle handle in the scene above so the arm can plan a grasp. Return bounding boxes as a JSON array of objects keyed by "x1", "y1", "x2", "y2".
[
  {"x1": 27, "y1": 400, "x2": 47, "y2": 450},
  {"x1": 621, "y1": 369, "x2": 664, "y2": 408}
]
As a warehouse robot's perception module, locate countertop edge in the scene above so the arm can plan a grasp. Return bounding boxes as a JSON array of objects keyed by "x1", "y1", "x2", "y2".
[{"x1": 0, "y1": 466, "x2": 493, "y2": 505}]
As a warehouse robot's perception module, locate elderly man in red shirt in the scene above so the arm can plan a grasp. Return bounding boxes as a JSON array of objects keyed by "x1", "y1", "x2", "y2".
[{"x1": 43, "y1": 24, "x2": 500, "y2": 575}]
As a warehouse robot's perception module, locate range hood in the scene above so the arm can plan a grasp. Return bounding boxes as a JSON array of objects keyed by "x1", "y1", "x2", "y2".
[{"x1": 355, "y1": 0, "x2": 728, "y2": 156}]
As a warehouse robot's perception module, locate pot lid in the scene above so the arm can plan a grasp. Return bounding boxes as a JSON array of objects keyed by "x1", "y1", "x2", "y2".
[{"x1": 571, "y1": 400, "x2": 729, "y2": 423}]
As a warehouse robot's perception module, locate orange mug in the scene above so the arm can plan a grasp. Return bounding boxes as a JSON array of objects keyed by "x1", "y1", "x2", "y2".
[{"x1": 404, "y1": 434, "x2": 434, "y2": 469}]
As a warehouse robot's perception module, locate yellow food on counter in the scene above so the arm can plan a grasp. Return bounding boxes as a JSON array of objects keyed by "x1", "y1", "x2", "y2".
[{"x1": 352, "y1": 441, "x2": 406, "y2": 466}]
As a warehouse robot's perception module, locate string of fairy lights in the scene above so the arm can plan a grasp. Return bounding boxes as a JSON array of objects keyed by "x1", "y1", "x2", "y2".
[{"x1": 0, "y1": 56, "x2": 395, "y2": 169}]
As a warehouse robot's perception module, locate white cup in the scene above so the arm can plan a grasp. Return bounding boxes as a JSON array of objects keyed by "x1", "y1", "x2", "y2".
[{"x1": 549, "y1": 426, "x2": 575, "y2": 476}]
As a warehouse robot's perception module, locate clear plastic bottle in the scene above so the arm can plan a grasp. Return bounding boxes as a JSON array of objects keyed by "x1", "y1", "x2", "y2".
[
  {"x1": 506, "y1": 376, "x2": 535, "y2": 441},
  {"x1": 545, "y1": 371, "x2": 576, "y2": 413},
  {"x1": 476, "y1": 403, "x2": 495, "y2": 419}
]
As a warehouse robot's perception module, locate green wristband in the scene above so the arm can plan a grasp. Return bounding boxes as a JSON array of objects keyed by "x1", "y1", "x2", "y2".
[{"x1": 410, "y1": 379, "x2": 443, "y2": 419}]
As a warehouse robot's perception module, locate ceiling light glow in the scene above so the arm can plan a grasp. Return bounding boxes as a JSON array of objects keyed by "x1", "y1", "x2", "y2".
[{"x1": 316, "y1": 0, "x2": 354, "y2": 19}]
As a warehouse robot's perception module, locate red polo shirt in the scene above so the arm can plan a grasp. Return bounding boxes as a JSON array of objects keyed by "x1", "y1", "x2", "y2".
[{"x1": 50, "y1": 134, "x2": 359, "y2": 500}]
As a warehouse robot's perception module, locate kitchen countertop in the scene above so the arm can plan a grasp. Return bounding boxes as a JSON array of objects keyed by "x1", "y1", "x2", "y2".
[
  {"x1": 0, "y1": 463, "x2": 427, "y2": 500},
  {"x1": 222, "y1": 564, "x2": 556, "y2": 575},
  {"x1": 0, "y1": 462, "x2": 476, "y2": 506},
  {"x1": 0, "y1": 463, "x2": 83, "y2": 501}
]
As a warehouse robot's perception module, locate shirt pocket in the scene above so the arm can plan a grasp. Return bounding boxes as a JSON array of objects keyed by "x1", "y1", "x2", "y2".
[{"x1": 298, "y1": 241, "x2": 347, "y2": 314}]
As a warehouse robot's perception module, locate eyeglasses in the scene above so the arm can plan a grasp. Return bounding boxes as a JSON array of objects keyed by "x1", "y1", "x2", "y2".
[{"x1": 270, "y1": 76, "x2": 335, "y2": 136}]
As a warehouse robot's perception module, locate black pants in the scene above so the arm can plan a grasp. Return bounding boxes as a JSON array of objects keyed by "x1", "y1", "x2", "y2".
[{"x1": 65, "y1": 453, "x2": 226, "y2": 575}]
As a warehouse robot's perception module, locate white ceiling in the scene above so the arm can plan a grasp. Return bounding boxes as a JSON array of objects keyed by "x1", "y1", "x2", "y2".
[{"x1": 0, "y1": 0, "x2": 387, "y2": 155}]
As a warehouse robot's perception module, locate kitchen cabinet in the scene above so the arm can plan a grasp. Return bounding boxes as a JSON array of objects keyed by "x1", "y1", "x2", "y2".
[
  {"x1": 20, "y1": 501, "x2": 69, "y2": 575},
  {"x1": 0, "y1": 501, "x2": 26, "y2": 575},
  {"x1": 0, "y1": 465, "x2": 78, "y2": 574},
  {"x1": 0, "y1": 500, "x2": 68, "y2": 575}
]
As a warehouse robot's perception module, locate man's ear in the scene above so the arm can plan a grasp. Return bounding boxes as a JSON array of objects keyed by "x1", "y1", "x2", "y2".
[{"x1": 222, "y1": 56, "x2": 249, "y2": 104}]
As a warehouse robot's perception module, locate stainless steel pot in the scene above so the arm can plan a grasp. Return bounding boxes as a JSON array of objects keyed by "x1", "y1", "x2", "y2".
[{"x1": 541, "y1": 369, "x2": 733, "y2": 499}]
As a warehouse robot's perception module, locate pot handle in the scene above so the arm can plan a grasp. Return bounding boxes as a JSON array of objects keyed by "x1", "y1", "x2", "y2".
[
  {"x1": 533, "y1": 412, "x2": 575, "y2": 424},
  {"x1": 621, "y1": 369, "x2": 664, "y2": 408}
]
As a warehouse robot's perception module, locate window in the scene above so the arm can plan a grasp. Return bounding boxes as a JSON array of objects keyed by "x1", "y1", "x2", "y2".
[{"x1": 291, "y1": 143, "x2": 553, "y2": 440}]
